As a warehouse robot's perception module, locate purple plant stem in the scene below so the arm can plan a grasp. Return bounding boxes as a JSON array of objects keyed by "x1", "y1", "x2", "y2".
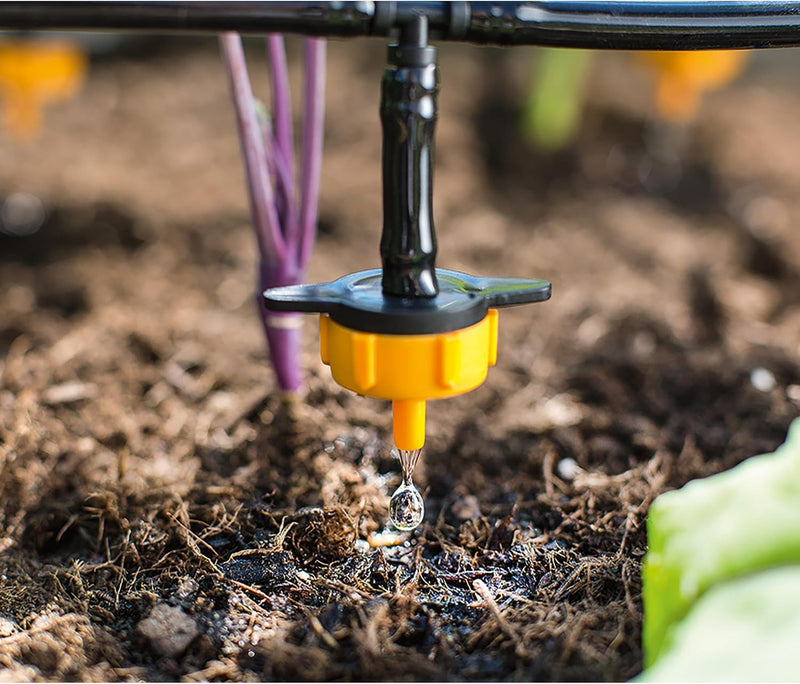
[
  {"x1": 221, "y1": 32, "x2": 327, "y2": 396},
  {"x1": 266, "y1": 34, "x2": 296, "y2": 237},
  {"x1": 260, "y1": 123, "x2": 293, "y2": 235},
  {"x1": 222, "y1": 32, "x2": 300, "y2": 393},
  {"x1": 258, "y1": 261, "x2": 304, "y2": 393},
  {"x1": 220, "y1": 32, "x2": 284, "y2": 262},
  {"x1": 298, "y1": 38, "x2": 327, "y2": 267}
]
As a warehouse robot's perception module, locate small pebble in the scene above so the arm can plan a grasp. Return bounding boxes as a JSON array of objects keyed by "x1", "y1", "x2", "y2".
[
  {"x1": 42, "y1": 381, "x2": 97, "y2": 406},
  {"x1": 787, "y1": 385, "x2": 800, "y2": 403},
  {"x1": 750, "y1": 367, "x2": 776, "y2": 393},
  {"x1": 137, "y1": 604, "x2": 199, "y2": 657},
  {"x1": 0, "y1": 192, "x2": 45, "y2": 236},
  {"x1": 557, "y1": 457, "x2": 580, "y2": 481}
]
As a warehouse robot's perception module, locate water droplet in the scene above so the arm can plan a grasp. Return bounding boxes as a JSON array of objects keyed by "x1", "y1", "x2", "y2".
[
  {"x1": 388, "y1": 448, "x2": 425, "y2": 531},
  {"x1": 389, "y1": 482, "x2": 424, "y2": 531}
]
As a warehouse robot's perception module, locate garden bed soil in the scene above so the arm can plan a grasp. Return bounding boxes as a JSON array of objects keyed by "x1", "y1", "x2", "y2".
[{"x1": 1, "y1": 38, "x2": 800, "y2": 681}]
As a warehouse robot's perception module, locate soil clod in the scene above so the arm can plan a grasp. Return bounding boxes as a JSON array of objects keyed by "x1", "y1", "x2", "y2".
[
  {"x1": 221, "y1": 550, "x2": 297, "y2": 588},
  {"x1": 137, "y1": 604, "x2": 200, "y2": 658}
]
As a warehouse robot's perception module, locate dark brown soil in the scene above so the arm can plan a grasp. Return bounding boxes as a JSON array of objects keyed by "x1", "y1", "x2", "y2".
[{"x1": 1, "y1": 38, "x2": 800, "y2": 681}]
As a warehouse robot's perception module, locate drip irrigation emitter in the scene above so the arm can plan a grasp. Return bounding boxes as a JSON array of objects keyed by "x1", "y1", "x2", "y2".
[
  {"x1": 263, "y1": 15, "x2": 550, "y2": 451},
  {"x1": 3, "y1": 0, "x2": 792, "y2": 450},
  {"x1": 5, "y1": 4, "x2": 800, "y2": 442},
  {"x1": 6, "y1": 1, "x2": 800, "y2": 449}
]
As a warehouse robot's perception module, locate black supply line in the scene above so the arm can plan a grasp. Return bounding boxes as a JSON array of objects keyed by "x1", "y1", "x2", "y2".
[{"x1": 0, "y1": 2, "x2": 799, "y2": 50}]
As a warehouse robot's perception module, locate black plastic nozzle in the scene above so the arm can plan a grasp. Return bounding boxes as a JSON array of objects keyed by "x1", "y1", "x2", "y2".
[
  {"x1": 380, "y1": 15, "x2": 439, "y2": 298},
  {"x1": 265, "y1": 14, "x2": 551, "y2": 336}
]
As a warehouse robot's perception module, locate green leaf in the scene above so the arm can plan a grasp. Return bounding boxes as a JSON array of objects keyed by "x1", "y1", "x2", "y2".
[
  {"x1": 643, "y1": 419, "x2": 800, "y2": 667},
  {"x1": 641, "y1": 566, "x2": 800, "y2": 681}
]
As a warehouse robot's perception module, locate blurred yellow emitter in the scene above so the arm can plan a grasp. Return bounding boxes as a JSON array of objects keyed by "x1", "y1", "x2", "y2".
[
  {"x1": 0, "y1": 40, "x2": 87, "y2": 141},
  {"x1": 640, "y1": 50, "x2": 748, "y2": 123}
]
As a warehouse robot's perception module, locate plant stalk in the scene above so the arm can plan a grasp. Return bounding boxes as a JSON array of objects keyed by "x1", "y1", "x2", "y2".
[{"x1": 220, "y1": 32, "x2": 326, "y2": 395}]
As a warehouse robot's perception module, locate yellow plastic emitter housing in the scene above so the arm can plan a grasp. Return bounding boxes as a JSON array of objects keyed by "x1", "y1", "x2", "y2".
[
  {"x1": 319, "y1": 309, "x2": 499, "y2": 451},
  {"x1": 638, "y1": 50, "x2": 748, "y2": 122},
  {"x1": 0, "y1": 40, "x2": 87, "y2": 141}
]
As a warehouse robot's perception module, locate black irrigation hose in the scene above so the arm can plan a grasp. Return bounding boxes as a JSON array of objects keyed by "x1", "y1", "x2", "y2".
[
  {"x1": 467, "y1": 2, "x2": 800, "y2": 49},
  {"x1": 0, "y1": 1, "x2": 799, "y2": 50}
]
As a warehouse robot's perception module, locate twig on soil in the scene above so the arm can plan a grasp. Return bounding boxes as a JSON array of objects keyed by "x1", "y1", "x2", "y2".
[
  {"x1": 542, "y1": 446, "x2": 572, "y2": 501},
  {"x1": 225, "y1": 578, "x2": 271, "y2": 604},
  {"x1": 472, "y1": 578, "x2": 527, "y2": 657},
  {"x1": 42, "y1": 381, "x2": 97, "y2": 405},
  {"x1": 315, "y1": 576, "x2": 379, "y2": 601},
  {"x1": 271, "y1": 516, "x2": 296, "y2": 550},
  {"x1": 55, "y1": 514, "x2": 79, "y2": 543},
  {"x1": 621, "y1": 557, "x2": 640, "y2": 618},
  {"x1": 166, "y1": 505, "x2": 229, "y2": 583},
  {"x1": 182, "y1": 660, "x2": 241, "y2": 682},
  {"x1": 306, "y1": 610, "x2": 339, "y2": 649},
  {"x1": 367, "y1": 530, "x2": 407, "y2": 547}
]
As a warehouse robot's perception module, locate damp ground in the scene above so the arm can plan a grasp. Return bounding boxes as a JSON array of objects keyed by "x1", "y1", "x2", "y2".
[{"x1": 1, "y1": 38, "x2": 800, "y2": 681}]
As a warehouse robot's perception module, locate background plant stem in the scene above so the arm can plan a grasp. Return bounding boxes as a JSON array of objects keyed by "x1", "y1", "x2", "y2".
[{"x1": 221, "y1": 32, "x2": 326, "y2": 395}]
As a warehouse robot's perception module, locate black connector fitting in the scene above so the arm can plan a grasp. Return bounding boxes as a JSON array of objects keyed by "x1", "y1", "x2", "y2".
[
  {"x1": 264, "y1": 9, "x2": 552, "y2": 335},
  {"x1": 264, "y1": 269, "x2": 551, "y2": 335}
]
